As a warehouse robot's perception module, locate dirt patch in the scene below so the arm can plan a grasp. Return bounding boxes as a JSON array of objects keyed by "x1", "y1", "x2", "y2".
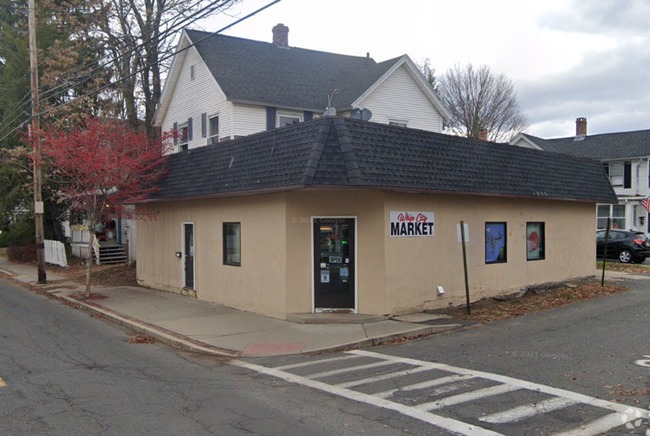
[
  {"x1": 431, "y1": 282, "x2": 627, "y2": 324},
  {"x1": 127, "y1": 335, "x2": 156, "y2": 344},
  {"x1": 57, "y1": 257, "x2": 137, "y2": 287},
  {"x1": 598, "y1": 261, "x2": 650, "y2": 275}
]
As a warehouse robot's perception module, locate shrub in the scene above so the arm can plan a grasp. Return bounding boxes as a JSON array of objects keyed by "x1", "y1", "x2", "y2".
[
  {"x1": 7, "y1": 242, "x2": 36, "y2": 263},
  {"x1": 0, "y1": 219, "x2": 35, "y2": 248}
]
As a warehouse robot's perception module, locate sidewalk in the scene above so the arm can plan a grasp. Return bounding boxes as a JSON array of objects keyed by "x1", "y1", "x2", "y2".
[{"x1": 0, "y1": 258, "x2": 462, "y2": 358}]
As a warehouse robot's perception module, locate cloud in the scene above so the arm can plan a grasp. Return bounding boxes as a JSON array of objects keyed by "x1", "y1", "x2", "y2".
[
  {"x1": 540, "y1": 0, "x2": 650, "y2": 36},
  {"x1": 517, "y1": 1, "x2": 650, "y2": 138}
]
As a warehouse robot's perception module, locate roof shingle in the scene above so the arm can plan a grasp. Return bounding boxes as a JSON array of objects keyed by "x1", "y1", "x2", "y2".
[
  {"x1": 185, "y1": 29, "x2": 400, "y2": 111},
  {"x1": 151, "y1": 117, "x2": 616, "y2": 204}
]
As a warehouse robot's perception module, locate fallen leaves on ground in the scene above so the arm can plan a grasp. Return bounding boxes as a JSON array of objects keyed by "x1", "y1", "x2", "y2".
[
  {"x1": 597, "y1": 261, "x2": 650, "y2": 274},
  {"x1": 70, "y1": 292, "x2": 108, "y2": 301},
  {"x1": 437, "y1": 283, "x2": 627, "y2": 324},
  {"x1": 126, "y1": 335, "x2": 156, "y2": 344},
  {"x1": 57, "y1": 257, "x2": 137, "y2": 287}
]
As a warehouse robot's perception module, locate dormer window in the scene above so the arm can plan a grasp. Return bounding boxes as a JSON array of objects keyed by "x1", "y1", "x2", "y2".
[{"x1": 277, "y1": 113, "x2": 302, "y2": 127}]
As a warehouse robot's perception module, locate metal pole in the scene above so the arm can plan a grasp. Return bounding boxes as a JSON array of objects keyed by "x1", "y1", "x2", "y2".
[
  {"x1": 460, "y1": 221, "x2": 470, "y2": 315},
  {"x1": 28, "y1": 0, "x2": 46, "y2": 284},
  {"x1": 601, "y1": 217, "x2": 611, "y2": 287}
]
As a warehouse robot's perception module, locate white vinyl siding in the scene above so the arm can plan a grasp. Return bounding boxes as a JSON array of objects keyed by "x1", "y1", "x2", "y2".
[
  {"x1": 161, "y1": 46, "x2": 232, "y2": 153},
  {"x1": 233, "y1": 104, "x2": 266, "y2": 136},
  {"x1": 357, "y1": 65, "x2": 444, "y2": 133}
]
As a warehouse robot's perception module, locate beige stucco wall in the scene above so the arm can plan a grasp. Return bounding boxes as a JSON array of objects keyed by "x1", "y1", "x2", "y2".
[
  {"x1": 136, "y1": 193, "x2": 288, "y2": 318},
  {"x1": 382, "y1": 193, "x2": 597, "y2": 314},
  {"x1": 138, "y1": 189, "x2": 598, "y2": 319}
]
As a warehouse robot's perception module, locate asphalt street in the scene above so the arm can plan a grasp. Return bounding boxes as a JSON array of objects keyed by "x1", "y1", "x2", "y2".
[
  {"x1": 0, "y1": 278, "x2": 448, "y2": 436},
  {"x1": 1, "y1": 274, "x2": 649, "y2": 435}
]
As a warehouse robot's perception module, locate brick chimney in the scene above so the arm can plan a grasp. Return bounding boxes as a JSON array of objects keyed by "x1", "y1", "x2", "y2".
[
  {"x1": 576, "y1": 117, "x2": 587, "y2": 136},
  {"x1": 478, "y1": 129, "x2": 488, "y2": 141},
  {"x1": 272, "y1": 23, "x2": 289, "y2": 47}
]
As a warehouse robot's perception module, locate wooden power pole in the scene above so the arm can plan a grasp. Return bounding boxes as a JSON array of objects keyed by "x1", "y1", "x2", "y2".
[{"x1": 28, "y1": 0, "x2": 47, "y2": 284}]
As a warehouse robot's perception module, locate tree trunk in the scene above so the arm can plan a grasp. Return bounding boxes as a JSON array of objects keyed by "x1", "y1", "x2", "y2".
[{"x1": 85, "y1": 232, "x2": 93, "y2": 298}]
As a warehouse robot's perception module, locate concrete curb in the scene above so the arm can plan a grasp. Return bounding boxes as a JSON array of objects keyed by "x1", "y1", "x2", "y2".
[{"x1": 0, "y1": 267, "x2": 465, "y2": 358}]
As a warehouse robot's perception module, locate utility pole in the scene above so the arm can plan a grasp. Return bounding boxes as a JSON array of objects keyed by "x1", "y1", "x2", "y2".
[{"x1": 28, "y1": 0, "x2": 46, "y2": 284}]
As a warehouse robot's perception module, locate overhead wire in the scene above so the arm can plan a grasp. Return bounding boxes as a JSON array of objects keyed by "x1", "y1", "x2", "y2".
[
  {"x1": 36, "y1": 0, "x2": 282, "y2": 118},
  {"x1": 0, "y1": 0, "x2": 257, "y2": 139}
]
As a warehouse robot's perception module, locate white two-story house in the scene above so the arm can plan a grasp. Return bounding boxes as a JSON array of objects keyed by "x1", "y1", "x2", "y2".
[
  {"x1": 154, "y1": 24, "x2": 451, "y2": 151},
  {"x1": 511, "y1": 117, "x2": 650, "y2": 234}
]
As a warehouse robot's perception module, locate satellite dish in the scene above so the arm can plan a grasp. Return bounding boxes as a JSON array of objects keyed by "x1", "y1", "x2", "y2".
[{"x1": 350, "y1": 107, "x2": 372, "y2": 121}]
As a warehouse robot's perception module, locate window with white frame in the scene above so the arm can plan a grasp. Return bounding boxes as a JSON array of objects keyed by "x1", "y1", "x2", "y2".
[
  {"x1": 208, "y1": 115, "x2": 219, "y2": 145},
  {"x1": 389, "y1": 119, "x2": 408, "y2": 127},
  {"x1": 607, "y1": 161, "x2": 632, "y2": 188},
  {"x1": 179, "y1": 124, "x2": 189, "y2": 151},
  {"x1": 277, "y1": 113, "x2": 302, "y2": 127},
  {"x1": 597, "y1": 204, "x2": 626, "y2": 230}
]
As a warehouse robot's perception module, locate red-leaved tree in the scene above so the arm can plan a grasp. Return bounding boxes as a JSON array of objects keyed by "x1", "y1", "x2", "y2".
[{"x1": 36, "y1": 117, "x2": 171, "y2": 297}]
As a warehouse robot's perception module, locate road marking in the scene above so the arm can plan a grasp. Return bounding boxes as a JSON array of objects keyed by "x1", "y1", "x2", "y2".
[
  {"x1": 415, "y1": 384, "x2": 523, "y2": 411},
  {"x1": 633, "y1": 355, "x2": 650, "y2": 367},
  {"x1": 236, "y1": 350, "x2": 649, "y2": 436},
  {"x1": 337, "y1": 365, "x2": 431, "y2": 388},
  {"x1": 276, "y1": 354, "x2": 362, "y2": 371},
  {"x1": 306, "y1": 360, "x2": 398, "y2": 380},
  {"x1": 350, "y1": 350, "x2": 647, "y2": 417},
  {"x1": 375, "y1": 374, "x2": 475, "y2": 399},
  {"x1": 552, "y1": 412, "x2": 630, "y2": 436},
  {"x1": 479, "y1": 397, "x2": 578, "y2": 424},
  {"x1": 233, "y1": 359, "x2": 504, "y2": 436},
  {"x1": 0, "y1": 376, "x2": 5, "y2": 387}
]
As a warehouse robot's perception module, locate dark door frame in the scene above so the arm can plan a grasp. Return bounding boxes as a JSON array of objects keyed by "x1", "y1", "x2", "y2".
[
  {"x1": 182, "y1": 222, "x2": 195, "y2": 290},
  {"x1": 311, "y1": 216, "x2": 358, "y2": 313}
]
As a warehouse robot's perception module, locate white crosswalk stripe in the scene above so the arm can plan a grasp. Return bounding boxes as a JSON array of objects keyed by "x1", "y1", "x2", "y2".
[
  {"x1": 414, "y1": 384, "x2": 523, "y2": 412},
  {"x1": 233, "y1": 350, "x2": 648, "y2": 436},
  {"x1": 480, "y1": 397, "x2": 578, "y2": 424}
]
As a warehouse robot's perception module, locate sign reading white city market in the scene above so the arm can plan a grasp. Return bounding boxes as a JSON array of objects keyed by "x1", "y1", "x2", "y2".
[{"x1": 390, "y1": 211, "x2": 435, "y2": 237}]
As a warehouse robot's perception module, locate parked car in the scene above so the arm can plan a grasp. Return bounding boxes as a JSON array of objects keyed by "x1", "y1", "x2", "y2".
[{"x1": 596, "y1": 229, "x2": 650, "y2": 263}]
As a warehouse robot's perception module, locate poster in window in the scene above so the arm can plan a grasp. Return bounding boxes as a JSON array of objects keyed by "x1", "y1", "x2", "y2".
[
  {"x1": 527, "y1": 223, "x2": 544, "y2": 260},
  {"x1": 485, "y1": 223, "x2": 507, "y2": 263}
]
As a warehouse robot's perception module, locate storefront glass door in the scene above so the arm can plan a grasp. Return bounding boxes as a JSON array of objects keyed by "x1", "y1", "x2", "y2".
[{"x1": 313, "y1": 218, "x2": 355, "y2": 311}]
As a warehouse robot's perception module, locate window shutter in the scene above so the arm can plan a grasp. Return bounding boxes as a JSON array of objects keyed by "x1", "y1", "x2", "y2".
[
  {"x1": 303, "y1": 111, "x2": 313, "y2": 121},
  {"x1": 201, "y1": 113, "x2": 207, "y2": 138},
  {"x1": 173, "y1": 122, "x2": 178, "y2": 145},
  {"x1": 266, "y1": 107, "x2": 277, "y2": 131},
  {"x1": 188, "y1": 117, "x2": 193, "y2": 141},
  {"x1": 624, "y1": 161, "x2": 632, "y2": 188}
]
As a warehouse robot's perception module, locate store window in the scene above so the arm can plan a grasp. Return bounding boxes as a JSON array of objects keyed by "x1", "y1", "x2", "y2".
[
  {"x1": 223, "y1": 223, "x2": 241, "y2": 266},
  {"x1": 485, "y1": 222, "x2": 507, "y2": 264},
  {"x1": 526, "y1": 222, "x2": 545, "y2": 261},
  {"x1": 597, "y1": 204, "x2": 626, "y2": 230}
]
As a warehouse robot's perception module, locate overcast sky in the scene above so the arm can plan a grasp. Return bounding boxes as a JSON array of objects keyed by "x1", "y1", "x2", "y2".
[{"x1": 200, "y1": 0, "x2": 650, "y2": 138}]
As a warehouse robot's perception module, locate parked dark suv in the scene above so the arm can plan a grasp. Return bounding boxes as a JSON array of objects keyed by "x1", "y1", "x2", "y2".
[{"x1": 596, "y1": 229, "x2": 650, "y2": 263}]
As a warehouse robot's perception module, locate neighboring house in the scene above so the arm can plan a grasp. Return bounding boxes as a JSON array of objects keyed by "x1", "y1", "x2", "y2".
[
  {"x1": 136, "y1": 116, "x2": 615, "y2": 320},
  {"x1": 511, "y1": 117, "x2": 650, "y2": 234},
  {"x1": 153, "y1": 24, "x2": 451, "y2": 152}
]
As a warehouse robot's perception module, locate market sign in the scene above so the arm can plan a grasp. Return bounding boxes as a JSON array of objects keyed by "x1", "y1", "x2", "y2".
[{"x1": 390, "y1": 211, "x2": 435, "y2": 237}]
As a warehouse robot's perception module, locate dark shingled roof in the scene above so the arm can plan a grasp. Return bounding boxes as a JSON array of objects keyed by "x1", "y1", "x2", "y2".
[
  {"x1": 151, "y1": 117, "x2": 616, "y2": 203},
  {"x1": 519, "y1": 130, "x2": 650, "y2": 160},
  {"x1": 185, "y1": 29, "x2": 400, "y2": 111}
]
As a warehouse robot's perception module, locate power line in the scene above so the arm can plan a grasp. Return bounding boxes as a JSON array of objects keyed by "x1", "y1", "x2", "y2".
[
  {"x1": 35, "y1": 0, "x2": 233, "y2": 104},
  {"x1": 0, "y1": 0, "x2": 235, "y2": 137},
  {"x1": 37, "y1": 0, "x2": 282, "y2": 118}
]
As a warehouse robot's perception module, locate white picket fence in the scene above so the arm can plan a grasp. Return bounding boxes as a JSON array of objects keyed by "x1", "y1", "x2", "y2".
[{"x1": 44, "y1": 239, "x2": 68, "y2": 268}]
